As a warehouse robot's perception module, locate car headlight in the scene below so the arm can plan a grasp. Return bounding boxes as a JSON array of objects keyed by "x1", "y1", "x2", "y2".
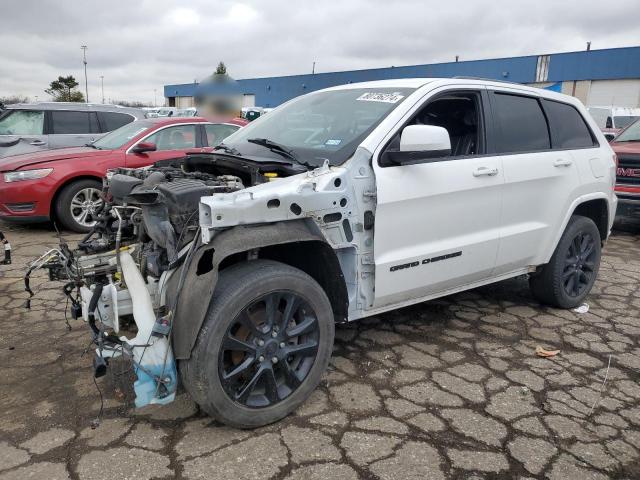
[{"x1": 3, "y1": 168, "x2": 54, "y2": 183}]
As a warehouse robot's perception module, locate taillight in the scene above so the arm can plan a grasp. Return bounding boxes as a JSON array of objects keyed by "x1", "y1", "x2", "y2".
[{"x1": 613, "y1": 152, "x2": 618, "y2": 168}]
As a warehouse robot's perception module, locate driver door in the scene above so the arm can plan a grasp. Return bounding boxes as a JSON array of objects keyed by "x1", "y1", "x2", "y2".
[
  {"x1": 125, "y1": 123, "x2": 200, "y2": 168},
  {"x1": 372, "y1": 87, "x2": 504, "y2": 308}
]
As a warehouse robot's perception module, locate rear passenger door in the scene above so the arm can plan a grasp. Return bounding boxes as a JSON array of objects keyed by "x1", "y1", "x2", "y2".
[
  {"x1": 48, "y1": 110, "x2": 100, "y2": 148},
  {"x1": 490, "y1": 91, "x2": 581, "y2": 274}
]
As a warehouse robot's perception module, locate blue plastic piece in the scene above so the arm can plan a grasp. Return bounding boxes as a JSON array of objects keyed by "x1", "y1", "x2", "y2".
[{"x1": 133, "y1": 361, "x2": 177, "y2": 407}]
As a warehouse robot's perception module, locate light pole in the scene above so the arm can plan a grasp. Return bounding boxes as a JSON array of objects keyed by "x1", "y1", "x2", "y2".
[
  {"x1": 100, "y1": 76, "x2": 104, "y2": 104},
  {"x1": 154, "y1": 89, "x2": 157, "y2": 107},
  {"x1": 81, "y1": 45, "x2": 89, "y2": 103}
]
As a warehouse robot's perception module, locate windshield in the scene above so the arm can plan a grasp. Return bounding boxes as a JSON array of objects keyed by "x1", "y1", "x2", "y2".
[
  {"x1": 614, "y1": 119, "x2": 640, "y2": 142},
  {"x1": 223, "y1": 87, "x2": 415, "y2": 166},
  {"x1": 0, "y1": 110, "x2": 44, "y2": 135},
  {"x1": 92, "y1": 120, "x2": 153, "y2": 149},
  {"x1": 614, "y1": 116, "x2": 640, "y2": 129}
]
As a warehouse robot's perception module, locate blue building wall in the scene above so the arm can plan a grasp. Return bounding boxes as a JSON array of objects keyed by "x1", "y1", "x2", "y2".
[{"x1": 165, "y1": 46, "x2": 640, "y2": 107}]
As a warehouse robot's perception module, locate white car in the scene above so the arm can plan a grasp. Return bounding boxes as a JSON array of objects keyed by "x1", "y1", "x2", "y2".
[{"x1": 33, "y1": 78, "x2": 617, "y2": 428}]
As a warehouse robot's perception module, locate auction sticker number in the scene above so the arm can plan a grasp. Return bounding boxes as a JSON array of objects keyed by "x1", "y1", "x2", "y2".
[{"x1": 356, "y1": 92, "x2": 405, "y2": 103}]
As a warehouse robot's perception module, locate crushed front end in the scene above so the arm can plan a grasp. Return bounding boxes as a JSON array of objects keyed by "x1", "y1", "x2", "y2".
[{"x1": 25, "y1": 155, "x2": 258, "y2": 407}]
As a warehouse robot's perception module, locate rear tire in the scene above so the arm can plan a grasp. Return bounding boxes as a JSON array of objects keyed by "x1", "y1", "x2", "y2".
[
  {"x1": 180, "y1": 260, "x2": 335, "y2": 428},
  {"x1": 54, "y1": 179, "x2": 103, "y2": 233},
  {"x1": 529, "y1": 215, "x2": 601, "y2": 308}
]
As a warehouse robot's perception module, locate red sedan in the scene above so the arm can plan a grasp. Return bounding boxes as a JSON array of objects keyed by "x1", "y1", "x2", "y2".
[{"x1": 0, "y1": 117, "x2": 247, "y2": 231}]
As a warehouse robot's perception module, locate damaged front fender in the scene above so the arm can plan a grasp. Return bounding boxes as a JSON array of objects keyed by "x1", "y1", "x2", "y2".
[{"x1": 168, "y1": 220, "x2": 331, "y2": 360}]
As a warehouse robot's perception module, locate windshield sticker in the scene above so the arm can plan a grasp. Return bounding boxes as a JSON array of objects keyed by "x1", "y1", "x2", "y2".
[
  {"x1": 356, "y1": 92, "x2": 405, "y2": 103},
  {"x1": 325, "y1": 139, "x2": 342, "y2": 146}
]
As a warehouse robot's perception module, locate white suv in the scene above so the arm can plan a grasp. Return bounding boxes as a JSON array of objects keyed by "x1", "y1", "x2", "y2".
[{"x1": 32, "y1": 78, "x2": 617, "y2": 428}]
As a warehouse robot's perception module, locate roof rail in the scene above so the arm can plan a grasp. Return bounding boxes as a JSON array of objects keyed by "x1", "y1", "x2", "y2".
[{"x1": 452, "y1": 76, "x2": 521, "y2": 86}]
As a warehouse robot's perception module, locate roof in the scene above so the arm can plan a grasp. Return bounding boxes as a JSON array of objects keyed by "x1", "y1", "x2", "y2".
[
  {"x1": 145, "y1": 116, "x2": 208, "y2": 125},
  {"x1": 5, "y1": 102, "x2": 145, "y2": 116}
]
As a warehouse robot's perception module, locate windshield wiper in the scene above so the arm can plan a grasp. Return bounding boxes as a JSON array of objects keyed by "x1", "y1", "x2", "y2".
[
  {"x1": 247, "y1": 138, "x2": 313, "y2": 168},
  {"x1": 84, "y1": 143, "x2": 101, "y2": 149},
  {"x1": 214, "y1": 143, "x2": 241, "y2": 156}
]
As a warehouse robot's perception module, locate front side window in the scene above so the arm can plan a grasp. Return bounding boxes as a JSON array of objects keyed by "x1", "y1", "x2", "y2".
[
  {"x1": 0, "y1": 110, "x2": 44, "y2": 135},
  {"x1": 144, "y1": 125, "x2": 197, "y2": 150},
  {"x1": 380, "y1": 91, "x2": 484, "y2": 166},
  {"x1": 493, "y1": 93, "x2": 550, "y2": 153},
  {"x1": 92, "y1": 120, "x2": 153, "y2": 150},
  {"x1": 204, "y1": 123, "x2": 239, "y2": 146},
  {"x1": 51, "y1": 111, "x2": 97, "y2": 134},
  {"x1": 223, "y1": 87, "x2": 415, "y2": 166},
  {"x1": 543, "y1": 100, "x2": 596, "y2": 149}
]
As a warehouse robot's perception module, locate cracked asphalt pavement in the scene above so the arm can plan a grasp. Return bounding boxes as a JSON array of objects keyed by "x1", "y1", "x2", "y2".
[{"x1": 1, "y1": 218, "x2": 639, "y2": 480}]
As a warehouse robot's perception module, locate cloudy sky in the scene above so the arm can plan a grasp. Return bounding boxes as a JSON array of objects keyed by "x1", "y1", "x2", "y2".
[{"x1": 2, "y1": 0, "x2": 639, "y2": 104}]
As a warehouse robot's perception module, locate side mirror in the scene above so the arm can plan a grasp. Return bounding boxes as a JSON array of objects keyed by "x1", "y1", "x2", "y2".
[
  {"x1": 384, "y1": 125, "x2": 451, "y2": 165},
  {"x1": 131, "y1": 142, "x2": 157, "y2": 154},
  {"x1": 604, "y1": 133, "x2": 616, "y2": 142}
]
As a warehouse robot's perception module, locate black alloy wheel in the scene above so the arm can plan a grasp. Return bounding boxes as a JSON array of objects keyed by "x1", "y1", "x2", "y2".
[
  {"x1": 562, "y1": 230, "x2": 597, "y2": 298},
  {"x1": 529, "y1": 215, "x2": 602, "y2": 309},
  {"x1": 219, "y1": 291, "x2": 320, "y2": 408}
]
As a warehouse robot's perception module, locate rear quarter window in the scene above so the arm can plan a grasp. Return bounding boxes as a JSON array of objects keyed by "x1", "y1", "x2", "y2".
[
  {"x1": 542, "y1": 100, "x2": 596, "y2": 149},
  {"x1": 492, "y1": 92, "x2": 550, "y2": 154},
  {"x1": 99, "y1": 112, "x2": 135, "y2": 132}
]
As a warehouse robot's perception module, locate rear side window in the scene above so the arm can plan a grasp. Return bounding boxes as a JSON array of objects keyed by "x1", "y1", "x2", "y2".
[
  {"x1": 99, "y1": 112, "x2": 134, "y2": 132},
  {"x1": 543, "y1": 100, "x2": 596, "y2": 149},
  {"x1": 492, "y1": 93, "x2": 550, "y2": 153},
  {"x1": 204, "y1": 123, "x2": 239, "y2": 146},
  {"x1": 51, "y1": 111, "x2": 98, "y2": 134}
]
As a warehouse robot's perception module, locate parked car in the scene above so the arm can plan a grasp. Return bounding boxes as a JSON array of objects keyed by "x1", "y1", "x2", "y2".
[
  {"x1": 28, "y1": 78, "x2": 617, "y2": 427},
  {"x1": 587, "y1": 106, "x2": 640, "y2": 141},
  {"x1": 0, "y1": 102, "x2": 146, "y2": 157},
  {"x1": 142, "y1": 107, "x2": 160, "y2": 118},
  {"x1": 0, "y1": 117, "x2": 247, "y2": 231},
  {"x1": 609, "y1": 118, "x2": 640, "y2": 216}
]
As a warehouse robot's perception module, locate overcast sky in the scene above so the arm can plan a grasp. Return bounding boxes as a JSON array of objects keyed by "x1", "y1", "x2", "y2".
[{"x1": 2, "y1": 0, "x2": 639, "y2": 104}]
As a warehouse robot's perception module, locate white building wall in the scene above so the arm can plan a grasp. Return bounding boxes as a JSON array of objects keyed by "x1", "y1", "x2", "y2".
[
  {"x1": 586, "y1": 79, "x2": 640, "y2": 107},
  {"x1": 175, "y1": 96, "x2": 195, "y2": 108}
]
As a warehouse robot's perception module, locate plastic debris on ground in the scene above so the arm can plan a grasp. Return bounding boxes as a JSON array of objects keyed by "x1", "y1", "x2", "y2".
[
  {"x1": 573, "y1": 303, "x2": 589, "y2": 314},
  {"x1": 536, "y1": 345, "x2": 560, "y2": 358}
]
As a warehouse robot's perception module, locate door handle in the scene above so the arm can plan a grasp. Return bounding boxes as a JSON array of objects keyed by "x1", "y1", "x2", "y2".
[
  {"x1": 29, "y1": 140, "x2": 46, "y2": 146},
  {"x1": 554, "y1": 158, "x2": 573, "y2": 167},
  {"x1": 472, "y1": 166, "x2": 499, "y2": 177}
]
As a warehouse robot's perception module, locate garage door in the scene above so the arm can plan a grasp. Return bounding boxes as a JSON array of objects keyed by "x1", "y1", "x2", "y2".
[{"x1": 587, "y1": 80, "x2": 640, "y2": 107}]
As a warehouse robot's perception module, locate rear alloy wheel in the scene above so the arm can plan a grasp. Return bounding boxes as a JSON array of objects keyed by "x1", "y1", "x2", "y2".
[
  {"x1": 562, "y1": 230, "x2": 598, "y2": 298},
  {"x1": 55, "y1": 179, "x2": 104, "y2": 232},
  {"x1": 180, "y1": 260, "x2": 334, "y2": 428},
  {"x1": 530, "y1": 215, "x2": 602, "y2": 308}
]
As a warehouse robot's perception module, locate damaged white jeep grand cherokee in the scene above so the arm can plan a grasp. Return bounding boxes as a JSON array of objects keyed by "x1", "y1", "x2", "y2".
[{"x1": 28, "y1": 78, "x2": 617, "y2": 428}]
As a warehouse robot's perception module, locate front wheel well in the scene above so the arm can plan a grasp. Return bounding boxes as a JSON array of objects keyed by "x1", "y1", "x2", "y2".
[
  {"x1": 218, "y1": 241, "x2": 349, "y2": 323},
  {"x1": 50, "y1": 175, "x2": 103, "y2": 222},
  {"x1": 572, "y1": 199, "x2": 609, "y2": 242}
]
